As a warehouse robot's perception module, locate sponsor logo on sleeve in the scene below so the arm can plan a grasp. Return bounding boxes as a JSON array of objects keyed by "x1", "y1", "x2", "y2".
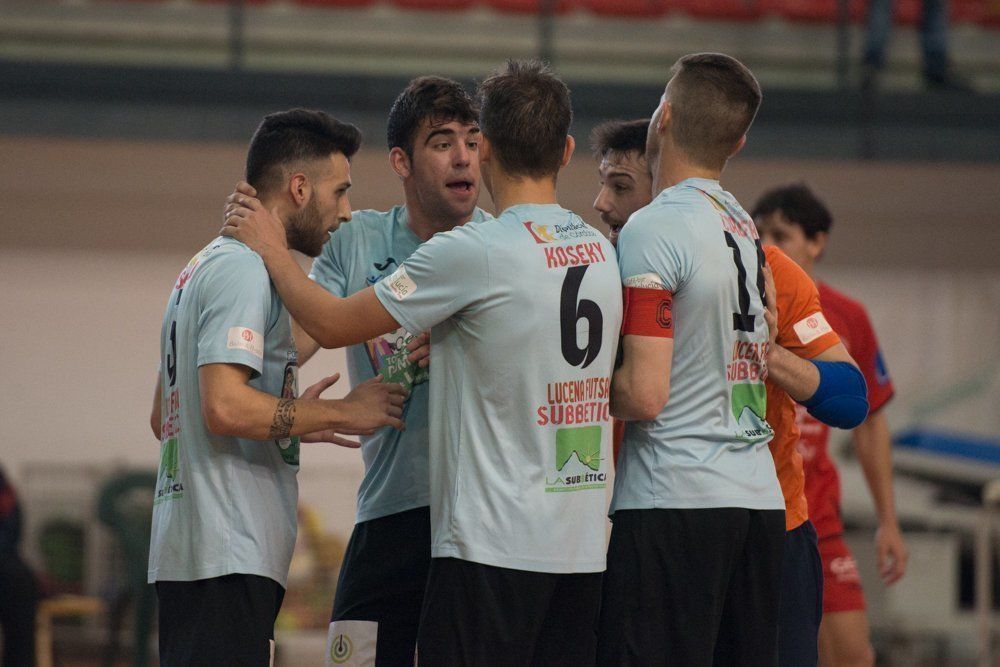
[
  {"x1": 386, "y1": 266, "x2": 417, "y2": 301},
  {"x1": 793, "y1": 312, "x2": 833, "y2": 344},
  {"x1": 624, "y1": 273, "x2": 665, "y2": 290},
  {"x1": 227, "y1": 327, "x2": 264, "y2": 358},
  {"x1": 326, "y1": 620, "x2": 377, "y2": 666}
]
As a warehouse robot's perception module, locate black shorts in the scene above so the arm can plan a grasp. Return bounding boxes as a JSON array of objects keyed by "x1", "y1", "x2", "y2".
[
  {"x1": 598, "y1": 507, "x2": 785, "y2": 667},
  {"x1": 156, "y1": 573, "x2": 284, "y2": 667},
  {"x1": 329, "y1": 506, "x2": 431, "y2": 666},
  {"x1": 777, "y1": 520, "x2": 823, "y2": 667},
  {"x1": 417, "y1": 557, "x2": 602, "y2": 666}
]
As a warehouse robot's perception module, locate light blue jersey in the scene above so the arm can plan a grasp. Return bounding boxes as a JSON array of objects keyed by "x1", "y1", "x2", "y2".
[
  {"x1": 309, "y1": 206, "x2": 491, "y2": 523},
  {"x1": 613, "y1": 178, "x2": 782, "y2": 513},
  {"x1": 148, "y1": 237, "x2": 299, "y2": 587},
  {"x1": 374, "y1": 204, "x2": 622, "y2": 573}
]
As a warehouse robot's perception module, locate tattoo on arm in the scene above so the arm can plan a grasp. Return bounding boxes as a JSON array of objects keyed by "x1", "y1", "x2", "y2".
[{"x1": 268, "y1": 399, "x2": 295, "y2": 439}]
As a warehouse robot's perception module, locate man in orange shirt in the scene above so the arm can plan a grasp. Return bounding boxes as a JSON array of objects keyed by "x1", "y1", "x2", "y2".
[{"x1": 591, "y1": 121, "x2": 867, "y2": 665}]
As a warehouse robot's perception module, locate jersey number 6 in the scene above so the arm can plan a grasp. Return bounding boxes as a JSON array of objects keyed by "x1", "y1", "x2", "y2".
[{"x1": 560, "y1": 265, "x2": 603, "y2": 369}]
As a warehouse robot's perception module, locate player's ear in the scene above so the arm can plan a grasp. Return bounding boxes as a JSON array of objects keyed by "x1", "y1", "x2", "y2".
[
  {"x1": 729, "y1": 135, "x2": 747, "y2": 158},
  {"x1": 810, "y1": 231, "x2": 829, "y2": 260},
  {"x1": 389, "y1": 147, "x2": 411, "y2": 181},
  {"x1": 288, "y1": 172, "x2": 310, "y2": 207},
  {"x1": 561, "y1": 135, "x2": 575, "y2": 168},
  {"x1": 479, "y1": 136, "x2": 492, "y2": 163}
]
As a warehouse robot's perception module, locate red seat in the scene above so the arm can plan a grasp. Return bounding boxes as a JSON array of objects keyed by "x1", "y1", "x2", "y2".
[
  {"x1": 291, "y1": 0, "x2": 378, "y2": 6},
  {"x1": 581, "y1": 0, "x2": 669, "y2": 18},
  {"x1": 891, "y1": 0, "x2": 923, "y2": 25},
  {"x1": 484, "y1": 0, "x2": 572, "y2": 14},
  {"x1": 671, "y1": 0, "x2": 764, "y2": 21},
  {"x1": 766, "y1": 0, "x2": 865, "y2": 23},
  {"x1": 393, "y1": 0, "x2": 477, "y2": 9}
]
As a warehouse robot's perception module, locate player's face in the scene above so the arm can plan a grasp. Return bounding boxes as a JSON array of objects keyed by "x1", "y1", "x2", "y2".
[
  {"x1": 594, "y1": 150, "x2": 653, "y2": 246},
  {"x1": 755, "y1": 211, "x2": 823, "y2": 270},
  {"x1": 288, "y1": 153, "x2": 352, "y2": 257},
  {"x1": 408, "y1": 119, "x2": 481, "y2": 222}
]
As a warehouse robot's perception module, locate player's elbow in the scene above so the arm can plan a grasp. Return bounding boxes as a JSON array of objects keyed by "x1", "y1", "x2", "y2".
[
  {"x1": 150, "y1": 414, "x2": 161, "y2": 440},
  {"x1": 634, "y1": 384, "x2": 670, "y2": 421},
  {"x1": 801, "y1": 361, "x2": 869, "y2": 429},
  {"x1": 201, "y1": 395, "x2": 242, "y2": 436}
]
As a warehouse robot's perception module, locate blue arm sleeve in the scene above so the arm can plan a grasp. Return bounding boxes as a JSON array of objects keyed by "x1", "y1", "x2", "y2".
[{"x1": 799, "y1": 360, "x2": 870, "y2": 429}]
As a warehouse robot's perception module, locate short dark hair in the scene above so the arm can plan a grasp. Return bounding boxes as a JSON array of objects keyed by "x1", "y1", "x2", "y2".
[
  {"x1": 477, "y1": 59, "x2": 572, "y2": 179},
  {"x1": 386, "y1": 76, "x2": 478, "y2": 157},
  {"x1": 245, "y1": 108, "x2": 361, "y2": 195},
  {"x1": 590, "y1": 119, "x2": 650, "y2": 161},
  {"x1": 751, "y1": 183, "x2": 833, "y2": 239},
  {"x1": 667, "y1": 53, "x2": 761, "y2": 170}
]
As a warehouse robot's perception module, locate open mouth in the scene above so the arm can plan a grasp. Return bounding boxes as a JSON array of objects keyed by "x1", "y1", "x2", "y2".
[{"x1": 446, "y1": 180, "x2": 474, "y2": 194}]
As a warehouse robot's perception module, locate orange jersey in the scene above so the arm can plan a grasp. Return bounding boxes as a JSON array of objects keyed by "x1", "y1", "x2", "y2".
[{"x1": 764, "y1": 246, "x2": 841, "y2": 531}]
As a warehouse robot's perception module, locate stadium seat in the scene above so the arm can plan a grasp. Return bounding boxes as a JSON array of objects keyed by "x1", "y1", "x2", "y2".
[
  {"x1": 393, "y1": 0, "x2": 477, "y2": 9},
  {"x1": 581, "y1": 0, "x2": 669, "y2": 18},
  {"x1": 484, "y1": 0, "x2": 573, "y2": 14},
  {"x1": 291, "y1": 0, "x2": 379, "y2": 7},
  {"x1": 892, "y1": 0, "x2": 923, "y2": 26},
  {"x1": 766, "y1": 0, "x2": 866, "y2": 23},
  {"x1": 671, "y1": 0, "x2": 764, "y2": 21}
]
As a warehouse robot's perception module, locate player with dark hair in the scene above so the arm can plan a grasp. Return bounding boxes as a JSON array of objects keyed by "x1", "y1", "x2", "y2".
[
  {"x1": 591, "y1": 125, "x2": 868, "y2": 665},
  {"x1": 148, "y1": 108, "x2": 408, "y2": 666},
  {"x1": 222, "y1": 60, "x2": 622, "y2": 664},
  {"x1": 600, "y1": 53, "x2": 785, "y2": 665},
  {"x1": 753, "y1": 183, "x2": 907, "y2": 667},
  {"x1": 229, "y1": 76, "x2": 485, "y2": 665},
  {"x1": 591, "y1": 118, "x2": 651, "y2": 247}
]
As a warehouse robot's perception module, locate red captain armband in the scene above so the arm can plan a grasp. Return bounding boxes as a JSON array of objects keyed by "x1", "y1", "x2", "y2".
[{"x1": 622, "y1": 287, "x2": 674, "y2": 338}]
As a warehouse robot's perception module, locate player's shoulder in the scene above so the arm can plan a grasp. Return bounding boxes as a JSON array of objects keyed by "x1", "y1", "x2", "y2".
[
  {"x1": 199, "y1": 236, "x2": 265, "y2": 273},
  {"x1": 334, "y1": 206, "x2": 399, "y2": 241},
  {"x1": 765, "y1": 245, "x2": 810, "y2": 284},
  {"x1": 818, "y1": 281, "x2": 868, "y2": 317},
  {"x1": 619, "y1": 196, "x2": 697, "y2": 249}
]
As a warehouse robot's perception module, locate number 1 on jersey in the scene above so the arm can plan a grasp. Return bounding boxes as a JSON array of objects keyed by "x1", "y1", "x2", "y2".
[{"x1": 724, "y1": 232, "x2": 766, "y2": 333}]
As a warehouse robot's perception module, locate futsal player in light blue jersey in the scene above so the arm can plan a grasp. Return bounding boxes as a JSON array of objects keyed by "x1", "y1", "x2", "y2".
[
  {"x1": 223, "y1": 60, "x2": 622, "y2": 665},
  {"x1": 599, "y1": 54, "x2": 785, "y2": 666},
  {"x1": 228, "y1": 76, "x2": 489, "y2": 665},
  {"x1": 148, "y1": 110, "x2": 407, "y2": 667}
]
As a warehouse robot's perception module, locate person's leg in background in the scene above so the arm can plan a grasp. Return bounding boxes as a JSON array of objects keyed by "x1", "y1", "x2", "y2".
[
  {"x1": 862, "y1": 0, "x2": 894, "y2": 88},
  {"x1": 0, "y1": 554, "x2": 39, "y2": 667}
]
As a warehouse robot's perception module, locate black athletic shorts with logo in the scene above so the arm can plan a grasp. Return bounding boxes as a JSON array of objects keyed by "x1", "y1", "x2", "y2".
[
  {"x1": 156, "y1": 573, "x2": 284, "y2": 667},
  {"x1": 598, "y1": 507, "x2": 785, "y2": 666},
  {"x1": 777, "y1": 520, "x2": 823, "y2": 667},
  {"x1": 416, "y1": 556, "x2": 603, "y2": 666},
  {"x1": 328, "y1": 506, "x2": 431, "y2": 666}
]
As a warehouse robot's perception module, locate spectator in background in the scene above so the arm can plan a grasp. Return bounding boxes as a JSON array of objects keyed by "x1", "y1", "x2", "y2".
[
  {"x1": 0, "y1": 466, "x2": 39, "y2": 667},
  {"x1": 862, "y1": 0, "x2": 973, "y2": 92},
  {"x1": 752, "y1": 184, "x2": 908, "y2": 667}
]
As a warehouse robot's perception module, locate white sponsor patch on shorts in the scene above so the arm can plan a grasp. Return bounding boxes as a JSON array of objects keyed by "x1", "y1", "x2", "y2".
[
  {"x1": 624, "y1": 272, "x2": 665, "y2": 289},
  {"x1": 326, "y1": 620, "x2": 377, "y2": 666},
  {"x1": 793, "y1": 311, "x2": 833, "y2": 344},
  {"x1": 226, "y1": 326, "x2": 264, "y2": 358},
  {"x1": 386, "y1": 266, "x2": 417, "y2": 301}
]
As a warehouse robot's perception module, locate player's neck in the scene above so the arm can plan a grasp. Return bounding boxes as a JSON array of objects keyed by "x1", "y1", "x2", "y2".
[
  {"x1": 653, "y1": 152, "x2": 721, "y2": 195},
  {"x1": 489, "y1": 172, "x2": 558, "y2": 216}
]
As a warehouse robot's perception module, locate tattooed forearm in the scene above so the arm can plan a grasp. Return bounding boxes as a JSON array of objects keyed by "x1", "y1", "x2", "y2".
[{"x1": 268, "y1": 399, "x2": 295, "y2": 439}]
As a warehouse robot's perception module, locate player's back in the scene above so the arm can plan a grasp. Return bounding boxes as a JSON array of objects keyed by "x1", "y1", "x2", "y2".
[
  {"x1": 614, "y1": 178, "x2": 782, "y2": 513},
  {"x1": 377, "y1": 204, "x2": 622, "y2": 573}
]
